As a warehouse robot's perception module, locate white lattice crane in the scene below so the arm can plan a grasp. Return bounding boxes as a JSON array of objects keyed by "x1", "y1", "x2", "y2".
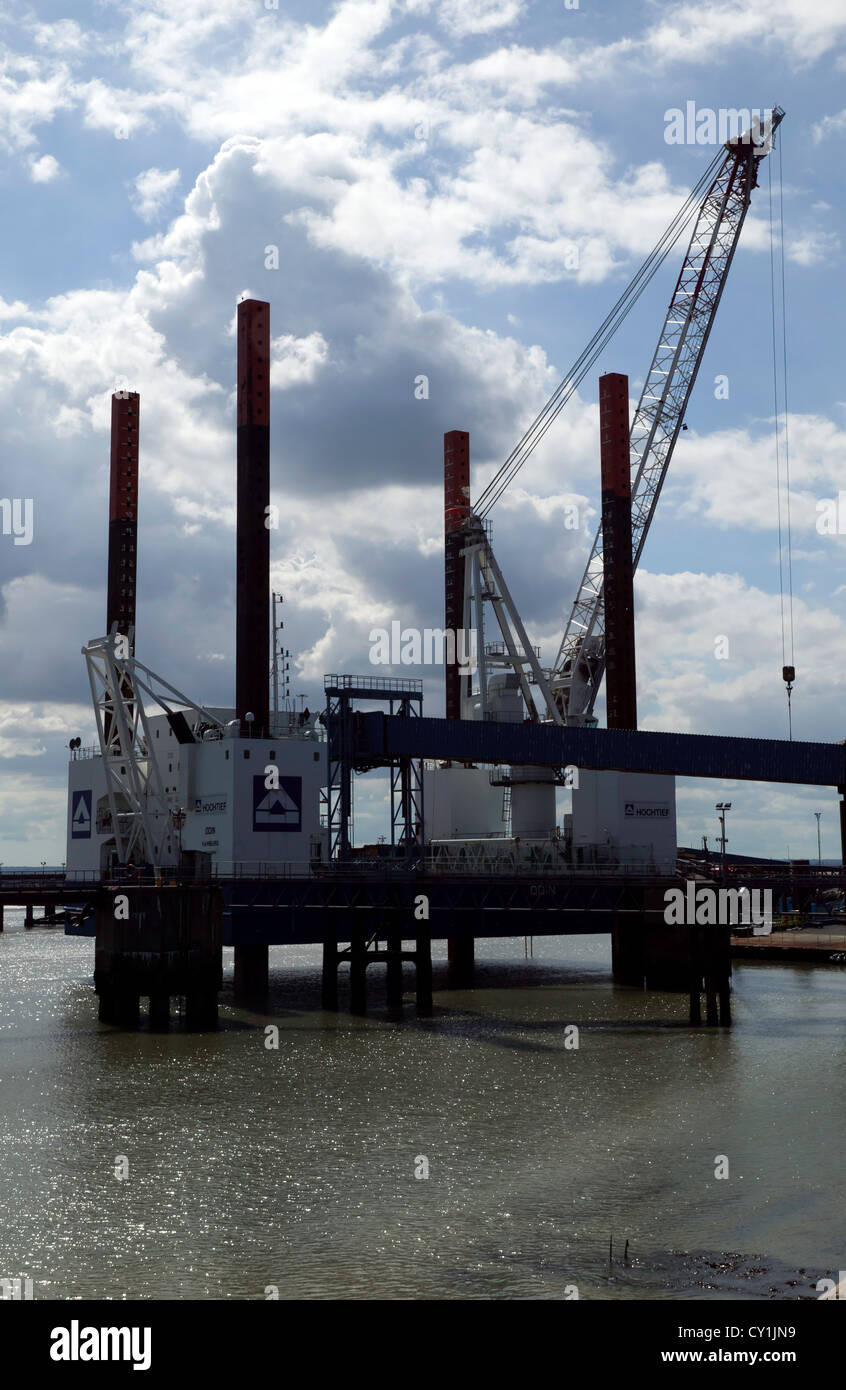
[{"x1": 463, "y1": 108, "x2": 784, "y2": 725}]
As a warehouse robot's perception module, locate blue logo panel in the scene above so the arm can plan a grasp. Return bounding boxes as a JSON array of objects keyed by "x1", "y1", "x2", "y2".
[
  {"x1": 72, "y1": 789, "x2": 92, "y2": 839},
  {"x1": 252, "y1": 775, "x2": 302, "y2": 833}
]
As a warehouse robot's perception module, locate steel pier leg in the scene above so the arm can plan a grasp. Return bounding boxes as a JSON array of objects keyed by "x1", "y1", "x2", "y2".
[
  {"x1": 416, "y1": 927, "x2": 433, "y2": 1017},
  {"x1": 350, "y1": 935, "x2": 367, "y2": 1015},
  {"x1": 386, "y1": 931, "x2": 404, "y2": 1010},
  {"x1": 322, "y1": 937, "x2": 339, "y2": 1011}
]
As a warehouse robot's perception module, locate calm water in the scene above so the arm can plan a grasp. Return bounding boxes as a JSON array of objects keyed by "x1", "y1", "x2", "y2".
[{"x1": 1, "y1": 910, "x2": 844, "y2": 1300}]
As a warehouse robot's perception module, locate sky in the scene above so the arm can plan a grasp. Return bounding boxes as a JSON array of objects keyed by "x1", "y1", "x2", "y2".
[{"x1": 1, "y1": 0, "x2": 846, "y2": 863}]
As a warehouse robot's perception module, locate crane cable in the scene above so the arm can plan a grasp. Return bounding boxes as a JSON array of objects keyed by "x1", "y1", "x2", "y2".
[
  {"x1": 473, "y1": 148, "x2": 727, "y2": 519},
  {"x1": 768, "y1": 137, "x2": 795, "y2": 737}
]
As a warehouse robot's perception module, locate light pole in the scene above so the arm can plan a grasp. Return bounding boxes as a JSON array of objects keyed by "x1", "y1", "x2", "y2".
[
  {"x1": 271, "y1": 592, "x2": 284, "y2": 719},
  {"x1": 716, "y1": 803, "x2": 731, "y2": 879},
  {"x1": 814, "y1": 810, "x2": 822, "y2": 866}
]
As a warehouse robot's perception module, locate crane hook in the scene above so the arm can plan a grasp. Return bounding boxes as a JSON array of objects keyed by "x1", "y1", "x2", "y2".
[{"x1": 782, "y1": 665, "x2": 795, "y2": 741}]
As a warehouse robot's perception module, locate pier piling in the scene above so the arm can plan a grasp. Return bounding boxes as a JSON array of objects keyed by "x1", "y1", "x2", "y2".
[
  {"x1": 322, "y1": 936, "x2": 339, "y2": 1011},
  {"x1": 94, "y1": 885, "x2": 222, "y2": 1030},
  {"x1": 447, "y1": 934, "x2": 475, "y2": 988},
  {"x1": 233, "y1": 944, "x2": 269, "y2": 1004},
  {"x1": 385, "y1": 930, "x2": 404, "y2": 1009}
]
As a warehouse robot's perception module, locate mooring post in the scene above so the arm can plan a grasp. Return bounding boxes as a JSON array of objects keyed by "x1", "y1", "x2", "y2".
[
  {"x1": 415, "y1": 926, "x2": 433, "y2": 1016},
  {"x1": 386, "y1": 929, "x2": 404, "y2": 1010},
  {"x1": 349, "y1": 934, "x2": 367, "y2": 1015},
  {"x1": 322, "y1": 936, "x2": 339, "y2": 1011}
]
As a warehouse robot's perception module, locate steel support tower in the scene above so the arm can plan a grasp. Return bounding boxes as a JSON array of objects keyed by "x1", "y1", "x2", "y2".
[
  {"x1": 599, "y1": 373, "x2": 637, "y2": 730},
  {"x1": 106, "y1": 391, "x2": 140, "y2": 647},
  {"x1": 325, "y1": 675, "x2": 424, "y2": 863},
  {"x1": 236, "y1": 299, "x2": 271, "y2": 734},
  {"x1": 444, "y1": 429, "x2": 470, "y2": 721}
]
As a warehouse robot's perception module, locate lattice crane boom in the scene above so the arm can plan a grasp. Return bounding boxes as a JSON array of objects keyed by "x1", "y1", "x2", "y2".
[{"x1": 551, "y1": 108, "x2": 784, "y2": 722}]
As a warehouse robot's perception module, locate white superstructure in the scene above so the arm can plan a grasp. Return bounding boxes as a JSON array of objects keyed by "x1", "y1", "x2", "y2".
[{"x1": 67, "y1": 712, "x2": 326, "y2": 879}]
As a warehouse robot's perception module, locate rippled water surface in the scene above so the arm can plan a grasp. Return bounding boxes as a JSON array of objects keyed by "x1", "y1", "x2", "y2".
[{"x1": 1, "y1": 912, "x2": 844, "y2": 1300}]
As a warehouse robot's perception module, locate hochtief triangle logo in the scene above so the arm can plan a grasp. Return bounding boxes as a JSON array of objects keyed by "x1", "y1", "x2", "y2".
[
  {"x1": 252, "y1": 776, "x2": 302, "y2": 832},
  {"x1": 72, "y1": 789, "x2": 92, "y2": 839}
]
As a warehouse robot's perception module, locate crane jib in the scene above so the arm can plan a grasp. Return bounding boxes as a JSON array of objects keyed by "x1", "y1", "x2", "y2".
[{"x1": 552, "y1": 117, "x2": 783, "y2": 721}]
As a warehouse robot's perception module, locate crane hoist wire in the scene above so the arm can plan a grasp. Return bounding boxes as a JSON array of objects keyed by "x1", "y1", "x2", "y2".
[
  {"x1": 473, "y1": 146, "x2": 726, "y2": 519},
  {"x1": 768, "y1": 138, "x2": 795, "y2": 736}
]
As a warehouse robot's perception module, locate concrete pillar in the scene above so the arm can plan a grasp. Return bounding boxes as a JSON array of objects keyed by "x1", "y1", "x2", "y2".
[
  {"x1": 25, "y1": 904, "x2": 34, "y2": 929},
  {"x1": 233, "y1": 944, "x2": 269, "y2": 1002},
  {"x1": 447, "y1": 934, "x2": 475, "y2": 987},
  {"x1": 0, "y1": 904, "x2": 4, "y2": 932},
  {"x1": 45, "y1": 901, "x2": 56, "y2": 923}
]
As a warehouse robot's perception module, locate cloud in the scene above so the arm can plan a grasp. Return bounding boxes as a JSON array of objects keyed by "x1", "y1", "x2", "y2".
[
  {"x1": 634, "y1": 567, "x2": 846, "y2": 741},
  {"x1": 269, "y1": 332, "x2": 330, "y2": 390},
  {"x1": 662, "y1": 414, "x2": 846, "y2": 537},
  {"x1": 435, "y1": 0, "x2": 526, "y2": 39},
  {"x1": 643, "y1": 0, "x2": 846, "y2": 65},
  {"x1": 28, "y1": 152, "x2": 60, "y2": 182},
  {"x1": 814, "y1": 108, "x2": 846, "y2": 142},
  {"x1": 786, "y1": 228, "x2": 841, "y2": 266},
  {"x1": 131, "y1": 166, "x2": 181, "y2": 222},
  {"x1": 0, "y1": 55, "x2": 75, "y2": 152}
]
